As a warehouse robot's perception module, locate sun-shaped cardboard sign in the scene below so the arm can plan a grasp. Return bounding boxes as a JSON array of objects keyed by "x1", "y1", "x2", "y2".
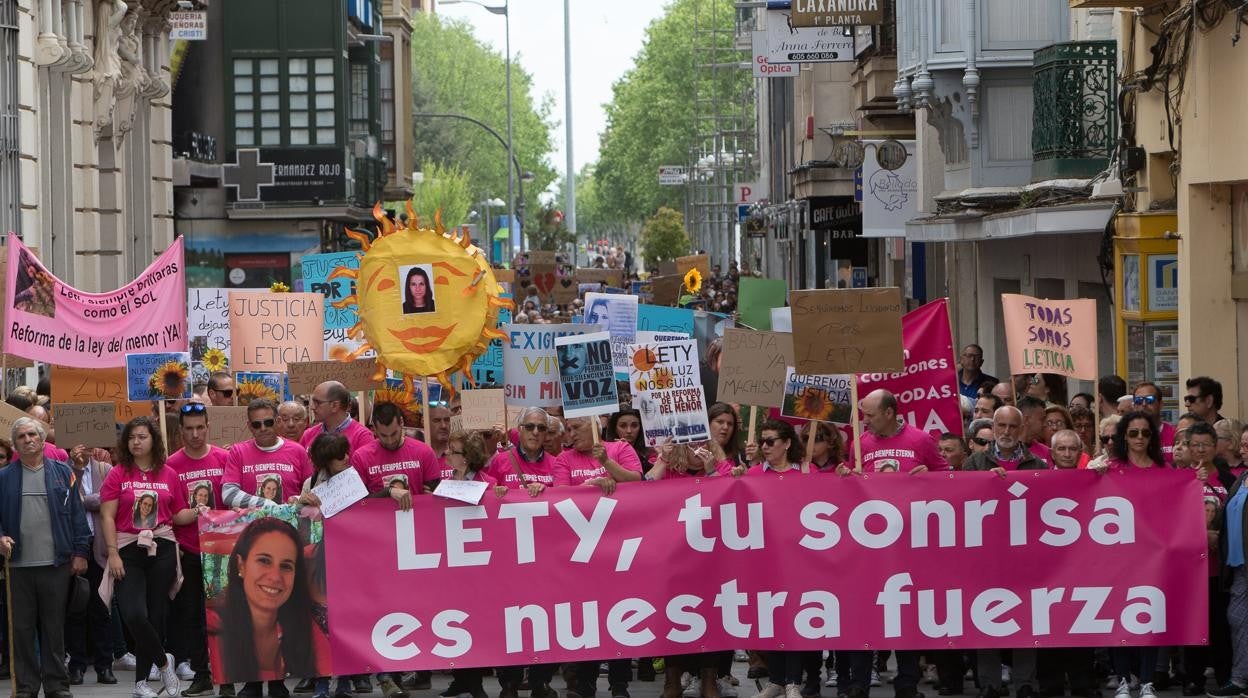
[{"x1": 330, "y1": 203, "x2": 513, "y2": 396}]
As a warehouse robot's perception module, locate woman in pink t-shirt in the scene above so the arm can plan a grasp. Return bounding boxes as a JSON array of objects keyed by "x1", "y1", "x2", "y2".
[{"x1": 100, "y1": 417, "x2": 205, "y2": 697}]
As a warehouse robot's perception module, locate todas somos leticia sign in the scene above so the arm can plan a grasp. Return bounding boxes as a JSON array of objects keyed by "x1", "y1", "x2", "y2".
[
  {"x1": 1001, "y1": 294, "x2": 1097, "y2": 380},
  {"x1": 3, "y1": 233, "x2": 187, "y2": 368}
]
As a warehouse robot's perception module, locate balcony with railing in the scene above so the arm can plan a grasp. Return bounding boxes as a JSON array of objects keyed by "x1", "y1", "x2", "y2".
[{"x1": 1031, "y1": 40, "x2": 1116, "y2": 182}]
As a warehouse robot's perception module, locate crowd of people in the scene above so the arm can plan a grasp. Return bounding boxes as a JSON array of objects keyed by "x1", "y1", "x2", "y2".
[{"x1": 0, "y1": 341, "x2": 1242, "y2": 698}]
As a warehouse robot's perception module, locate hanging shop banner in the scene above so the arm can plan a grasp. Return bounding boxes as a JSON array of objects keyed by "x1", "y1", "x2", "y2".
[
  {"x1": 861, "y1": 140, "x2": 917, "y2": 238},
  {"x1": 3, "y1": 233, "x2": 187, "y2": 368},
  {"x1": 322, "y1": 469, "x2": 1205, "y2": 672},
  {"x1": 1001, "y1": 294, "x2": 1098, "y2": 381}
]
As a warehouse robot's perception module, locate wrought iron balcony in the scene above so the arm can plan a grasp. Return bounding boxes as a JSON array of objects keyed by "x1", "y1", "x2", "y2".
[{"x1": 1031, "y1": 40, "x2": 1116, "y2": 182}]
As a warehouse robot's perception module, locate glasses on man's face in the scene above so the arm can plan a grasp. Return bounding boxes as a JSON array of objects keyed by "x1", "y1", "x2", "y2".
[
  {"x1": 213, "y1": 388, "x2": 234, "y2": 398},
  {"x1": 521, "y1": 423, "x2": 549, "y2": 433},
  {"x1": 1127, "y1": 428, "x2": 1152, "y2": 439},
  {"x1": 961, "y1": 352, "x2": 983, "y2": 361},
  {"x1": 1183, "y1": 394, "x2": 1204, "y2": 405},
  {"x1": 1190, "y1": 440, "x2": 1216, "y2": 451},
  {"x1": 1133, "y1": 395, "x2": 1157, "y2": 406},
  {"x1": 250, "y1": 418, "x2": 276, "y2": 429},
  {"x1": 970, "y1": 436, "x2": 991, "y2": 446}
]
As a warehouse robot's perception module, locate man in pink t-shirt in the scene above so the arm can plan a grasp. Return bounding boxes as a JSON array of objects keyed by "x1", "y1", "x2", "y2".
[
  {"x1": 351, "y1": 402, "x2": 439, "y2": 509},
  {"x1": 486, "y1": 407, "x2": 557, "y2": 494},
  {"x1": 857, "y1": 389, "x2": 949, "y2": 473},
  {"x1": 221, "y1": 399, "x2": 313, "y2": 510},
  {"x1": 300, "y1": 381, "x2": 374, "y2": 454},
  {"x1": 553, "y1": 417, "x2": 642, "y2": 493}
]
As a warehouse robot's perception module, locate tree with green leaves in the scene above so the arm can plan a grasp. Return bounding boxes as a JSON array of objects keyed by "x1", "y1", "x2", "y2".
[
  {"x1": 526, "y1": 205, "x2": 576, "y2": 252},
  {"x1": 401, "y1": 160, "x2": 473, "y2": 231},
  {"x1": 639, "y1": 207, "x2": 690, "y2": 268},
  {"x1": 409, "y1": 14, "x2": 557, "y2": 235}
]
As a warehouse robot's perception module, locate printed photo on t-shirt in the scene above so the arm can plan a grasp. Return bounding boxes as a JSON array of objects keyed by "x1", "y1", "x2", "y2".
[
  {"x1": 189, "y1": 480, "x2": 215, "y2": 508},
  {"x1": 874, "y1": 458, "x2": 900, "y2": 473},
  {"x1": 133, "y1": 490, "x2": 158, "y2": 529},
  {"x1": 383, "y1": 474, "x2": 410, "y2": 491},
  {"x1": 257, "y1": 475, "x2": 283, "y2": 503}
]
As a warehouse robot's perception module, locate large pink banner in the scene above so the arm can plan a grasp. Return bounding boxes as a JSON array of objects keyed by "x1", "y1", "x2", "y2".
[
  {"x1": 3, "y1": 233, "x2": 187, "y2": 368},
  {"x1": 324, "y1": 469, "x2": 1206, "y2": 673},
  {"x1": 858, "y1": 298, "x2": 962, "y2": 437}
]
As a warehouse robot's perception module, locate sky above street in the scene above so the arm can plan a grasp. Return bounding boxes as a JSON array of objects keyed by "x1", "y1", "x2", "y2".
[{"x1": 435, "y1": 0, "x2": 672, "y2": 182}]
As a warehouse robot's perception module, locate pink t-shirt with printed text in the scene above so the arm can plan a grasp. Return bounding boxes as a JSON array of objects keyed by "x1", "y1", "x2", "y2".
[
  {"x1": 223, "y1": 439, "x2": 314, "y2": 505},
  {"x1": 351, "y1": 437, "x2": 441, "y2": 493},
  {"x1": 859, "y1": 423, "x2": 949, "y2": 473},
  {"x1": 300, "y1": 418, "x2": 376, "y2": 454},
  {"x1": 553, "y1": 441, "x2": 643, "y2": 486},
  {"x1": 100, "y1": 465, "x2": 187, "y2": 535},
  {"x1": 486, "y1": 448, "x2": 557, "y2": 489},
  {"x1": 166, "y1": 446, "x2": 230, "y2": 551}
]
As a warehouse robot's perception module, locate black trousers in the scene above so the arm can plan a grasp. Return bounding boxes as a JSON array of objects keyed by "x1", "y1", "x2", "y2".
[
  {"x1": 66, "y1": 553, "x2": 113, "y2": 674},
  {"x1": 1037, "y1": 648, "x2": 1096, "y2": 695},
  {"x1": 116, "y1": 538, "x2": 177, "y2": 684},
  {"x1": 1185, "y1": 576, "x2": 1232, "y2": 687},
  {"x1": 499, "y1": 663, "x2": 556, "y2": 689},
  {"x1": 10, "y1": 562, "x2": 74, "y2": 697},
  {"x1": 933, "y1": 650, "x2": 968, "y2": 691},
  {"x1": 574, "y1": 659, "x2": 632, "y2": 695},
  {"x1": 766, "y1": 651, "x2": 820, "y2": 687},
  {"x1": 167, "y1": 548, "x2": 210, "y2": 679}
]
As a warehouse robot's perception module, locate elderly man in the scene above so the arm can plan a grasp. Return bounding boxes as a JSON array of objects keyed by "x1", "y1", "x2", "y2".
[
  {"x1": 206, "y1": 372, "x2": 235, "y2": 407},
  {"x1": 957, "y1": 344, "x2": 996, "y2": 400},
  {"x1": 0, "y1": 417, "x2": 91, "y2": 698},
  {"x1": 276, "y1": 401, "x2": 309, "y2": 442},
  {"x1": 990, "y1": 381, "x2": 1015, "y2": 408},
  {"x1": 301, "y1": 381, "x2": 374, "y2": 453},
  {"x1": 1049, "y1": 430, "x2": 1084, "y2": 469}
]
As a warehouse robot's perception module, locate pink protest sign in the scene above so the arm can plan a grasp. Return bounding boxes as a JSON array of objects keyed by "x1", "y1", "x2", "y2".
[
  {"x1": 323, "y1": 468, "x2": 1204, "y2": 672},
  {"x1": 3, "y1": 233, "x2": 187, "y2": 368},
  {"x1": 857, "y1": 298, "x2": 963, "y2": 437},
  {"x1": 1002, "y1": 293, "x2": 1098, "y2": 380}
]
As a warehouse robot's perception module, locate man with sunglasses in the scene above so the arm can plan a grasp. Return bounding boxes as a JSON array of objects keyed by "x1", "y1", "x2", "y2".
[
  {"x1": 1185, "y1": 376, "x2": 1225, "y2": 424},
  {"x1": 164, "y1": 401, "x2": 229, "y2": 697},
  {"x1": 207, "y1": 372, "x2": 235, "y2": 407},
  {"x1": 1131, "y1": 382, "x2": 1176, "y2": 465},
  {"x1": 966, "y1": 419, "x2": 993, "y2": 455},
  {"x1": 487, "y1": 407, "x2": 557, "y2": 496},
  {"x1": 300, "y1": 381, "x2": 375, "y2": 454}
]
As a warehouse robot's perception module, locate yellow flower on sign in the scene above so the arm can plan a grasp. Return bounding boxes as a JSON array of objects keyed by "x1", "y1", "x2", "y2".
[
  {"x1": 270, "y1": 281, "x2": 291, "y2": 293},
  {"x1": 237, "y1": 379, "x2": 280, "y2": 404},
  {"x1": 148, "y1": 360, "x2": 189, "y2": 399},
  {"x1": 793, "y1": 388, "x2": 834, "y2": 422},
  {"x1": 683, "y1": 268, "x2": 702, "y2": 295},
  {"x1": 201, "y1": 348, "x2": 228, "y2": 373}
]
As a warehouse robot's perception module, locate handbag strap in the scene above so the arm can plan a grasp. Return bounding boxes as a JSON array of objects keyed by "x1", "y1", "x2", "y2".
[{"x1": 508, "y1": 448, "x2": 531, "y2": 487}]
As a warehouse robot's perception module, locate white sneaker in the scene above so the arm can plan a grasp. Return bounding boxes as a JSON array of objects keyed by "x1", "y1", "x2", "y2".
[
  {"x1": 751, "y1": 685, "x2": 785, "y2": 698},
  {"x1": 149, "y1": 665, "x2": 161, "y2": 681},
  {"x1": 784, "y1": 685, "x2": 803, "y2": 698},
  {"x1": 684, "y1": 677, "x2": 702, "y2": 698},
  {"x1": 116, "y1": 653, "x2": 138, "y2": 671},
  {"x1": 870, "y1": 671, "x2": 881, "y2": 688},
  {"x1": 1139, "y1": 683, "x2": 1156, "y2": 698},
  {"x1": 158, "y1": 653, "x2": 181, "y2": 697},
  {"x1": 1002, "y1": 666, "x2": 1011, "y2": 685},
  {"x1": 176, "y1": 661, "x2": 196, "y2": 681},
  {"x1": 135, "y1": 681, "x2": 161, "y2": 698},
  {"x1": 1114, "y1": 678, "x2": 1131, "y2": 698},
  {"x1": 824, "y1": 676, "x2": 837, "y2": 688},
  {"x1": 735, "y1": 650, "x2": 749, "y2": 662},
  {"x1": 719, "y1": 678, "x2": 739, "y2": 698}
]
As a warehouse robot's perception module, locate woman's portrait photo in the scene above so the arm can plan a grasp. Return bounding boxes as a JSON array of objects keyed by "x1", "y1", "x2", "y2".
[
  {"x1": 13, "y1": 248, "x2": 56, "y2": 318},
  {"x1": 585, "y1": 297, "x2": 611, "y2": 328},
  {"x1": 383, "y1": 474, "x2": 409, "y2": 490},
  {"x1": 132, "y1": 491, "x2": 158, "y2": 529},
  {"x1": 399, "y1": 264, "x2": 436, "y2": 315},
  {"x1": 209, "y1": 516, "x2": 323, "y2": 683},
  {"x1": 191, "y1": 481, "x2": 215, "y2": 508},
  {"x1": 256, "y1": 475, "x2": 282, "y2": 503}
]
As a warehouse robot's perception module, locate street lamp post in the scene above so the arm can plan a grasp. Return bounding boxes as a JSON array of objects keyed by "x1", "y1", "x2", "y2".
[{"x1": 440, "y1": 0, "x2": 517, "y2": 254}]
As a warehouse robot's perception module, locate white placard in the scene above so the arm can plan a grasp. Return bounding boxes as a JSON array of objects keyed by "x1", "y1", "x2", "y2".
[
  {"x1": 765, "y1": 10, "x2": 854, "y2": 64},
  {"x1": 433, "y1": 479, "x2": 489, "y2": 505},
  {"x1": 770, "y1": 307, "x2": 792, "y2": 333},
  {"x1": 752, "y1": 31, "x2": 797, "y2": 78},
  {"x1": 310, "y1": 467, "x2": 368, "y2": 518}
]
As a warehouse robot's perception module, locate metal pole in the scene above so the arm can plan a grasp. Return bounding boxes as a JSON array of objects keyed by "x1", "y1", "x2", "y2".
[
  {"x1": 563, "y1": 0, "x2": 575, "y2": 240},
  {"x1": 505, "y1": 0, "x2": 517, "y2": 256}
]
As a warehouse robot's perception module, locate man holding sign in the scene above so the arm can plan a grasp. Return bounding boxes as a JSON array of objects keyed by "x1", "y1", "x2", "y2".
[{"x1": 351, "y1": 402, "x2": 439, "y2": 511}]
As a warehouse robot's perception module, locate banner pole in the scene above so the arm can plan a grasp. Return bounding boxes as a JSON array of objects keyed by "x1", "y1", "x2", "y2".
[
  {"x1": 422, "y1": 376, "x2": 431, "y2": 440},
  {"x1": 746, "y1": 406, "x2": 758, "y2": 447},
  {"x1": 804, "y1": 420, "x2": 817, "y2": 468},
  {"x1": 851, "y1": 375, "x2": 863, "y2": 472},
  {"x1": 4, "y1": 555, "x2": 13, "y2": 698}
]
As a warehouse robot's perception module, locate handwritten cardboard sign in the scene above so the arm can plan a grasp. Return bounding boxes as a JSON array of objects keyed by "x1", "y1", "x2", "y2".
[
  {"x1": 459, "y1": 388, "x2": 506, "y2": 431},
  {"x1": 52, "y1": 365, "x2": 148, "y2": 425},
  {"x1": 576, "y1": 269, "x2": 624, "y2": 287},
  {"x1": 311, "y1": 466, "x2": 368, "y2": 518},
  {"x1": 0, "y1": 401, "x2": 32, "y2": 442},
  {"x1": 676, "y1": 254, "x2": 711, "y2": 279},
  {"x1": 716, "y1": 329, "x2": 795, "y2": 408},
  {"x1": 527, "y1": 251, "x2": 557, "y2": 267},
  {"x1": 648, "y1": 275, "x2": 684, "y2": 306},
  {"x1": 207, "y1": 406, "x2": 251, "y2": 449},
  {"x1": 54, "y1": 402, "x2": 117, "y2": 449},
  {"x1": 790, "y1": 287, "x2": 904, "y2": 375},
  {"x1": 1001, "y1": 294, "x2": 1098, "y2": 380},
  {"x1": 551, "y1": 275, "x2": 579, "y2": 305},
  {"x1": 228, "y1": 292, "x2": 324, "y2": 372},
  {"x1": 494, "y1": 269, "x2": 515, "y2": 284},
  {"x1": 287, "y1": 358, "x2": 380, "y2": 395}
]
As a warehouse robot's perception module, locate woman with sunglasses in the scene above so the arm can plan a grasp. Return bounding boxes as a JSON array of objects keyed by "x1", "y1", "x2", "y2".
[
  {"x1": 800, "y1": 421, "x2": 849, "y2": 472},
  {"x1": 966, "y1": 419, "x2": 993, "y2": 455},
  {"x1": 486, "y1": 407, "x2": 557, "y2": 498}
]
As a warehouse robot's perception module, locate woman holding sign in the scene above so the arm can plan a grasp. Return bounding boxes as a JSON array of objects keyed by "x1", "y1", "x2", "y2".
[{"x1": 800, "y1": 422, "x2": 850, "y2": 473}]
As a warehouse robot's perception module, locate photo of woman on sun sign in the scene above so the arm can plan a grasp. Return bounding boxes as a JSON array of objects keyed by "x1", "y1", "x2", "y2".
[
  {"x1": 132, "y1": 491, "x2": 158, "y2": 529},
  {"x1": 400, "y1": 264, "x2": 436, "y2": 315}
]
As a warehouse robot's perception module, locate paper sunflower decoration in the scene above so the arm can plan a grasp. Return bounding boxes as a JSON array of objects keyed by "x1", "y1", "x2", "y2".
[
  {"x1": 237, "y1": 378, "x2": 281, "y2": 404},
  {"x1": 328, "y1": 203, "x2": 513, "y2": 397},
  {"x1": 683, "y1": 268, "x2": 703, "y2": 295},
  {"x1": 201, "y1": 348, "x2": 229, "y2": 373},
  {"x1": 269, "y1": 281, "x2": 290, "y2": 293},
  {"x1": 147, "y1": 360, "x2": 190, "y2": 399}
]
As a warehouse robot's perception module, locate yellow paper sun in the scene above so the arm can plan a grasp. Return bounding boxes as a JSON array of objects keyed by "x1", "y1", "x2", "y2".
[
  {"x1": 326, "y1": 203, "x2": 513, "y2": 397},
  {"x1": 202, "y1": 348, "x2": 229, "y2": 373},
  {"x1": 237, "y1": 379, "x2": 280, "y2": 404},
  {"x1": 793, "y1": 388, "x2": 834, "y2": 422},
  {"x1": 683, "y1": 268, "x2": 702, "y2": 295},
  {"x1": 148, "y1": 360, "x2": 189, "y2": 399}
]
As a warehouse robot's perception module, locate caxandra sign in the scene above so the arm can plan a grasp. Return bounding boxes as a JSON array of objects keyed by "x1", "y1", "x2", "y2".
[{"x1": 790, "y1": 0, "x2": 883, "y2": 27}]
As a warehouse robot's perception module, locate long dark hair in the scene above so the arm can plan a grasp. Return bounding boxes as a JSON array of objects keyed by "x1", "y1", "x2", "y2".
[
  {"x1": 759, "y1": 419, "x2": 803, "y2": 465},
  {"x1": 707, "y1": 402, "x2": 741, "y2": 461},
  {"x1": 117, "y1": 416, "x2": 166, "y2": 474},
  {"x1": 221, "y1": 517, "x2": 317, "y2": 679},
  {"x1": 404, "y1": 266, "x2": 435, "y2": 311},
  {"x1": 1111, "y1": 410, "x2": 1165, "y2": 466},
  {"x1": 606, "y1": 409, "x2": 648, "y2": 464}
]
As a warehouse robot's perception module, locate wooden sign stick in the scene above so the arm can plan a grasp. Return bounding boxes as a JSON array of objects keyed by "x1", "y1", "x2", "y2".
[{"x1": 851, "y1": 375, "x2": 864, "y2": 472}]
